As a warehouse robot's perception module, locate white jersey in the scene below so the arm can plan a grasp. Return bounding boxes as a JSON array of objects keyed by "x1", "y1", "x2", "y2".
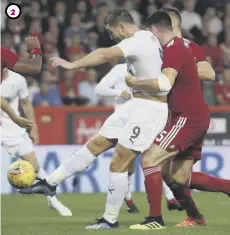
[
  {"x1": 95, "y1": 63, "x2": 129, "y2": 107},
  {"x1": 1, "y1": 71, "x2": 29, "y2": 144},
  {"x1": 117, "y1": 30, "x2": 167, "y2": 96}
]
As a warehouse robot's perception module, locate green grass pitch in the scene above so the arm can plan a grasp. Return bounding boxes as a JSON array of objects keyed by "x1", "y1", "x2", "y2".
[{"x1": 2, "y1": 192, "x2": 230, "y2": 235}]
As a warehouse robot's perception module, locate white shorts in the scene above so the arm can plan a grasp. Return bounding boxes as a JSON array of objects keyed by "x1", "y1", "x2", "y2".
[
  {"x1": 99, "y1": 98, "x2": 168, "y2": 152},
  {"x1": 1, "y1": 133, "x2": 34, "y2": 158}
]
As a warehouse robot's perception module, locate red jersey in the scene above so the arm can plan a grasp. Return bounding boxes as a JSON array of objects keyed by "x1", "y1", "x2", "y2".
[
  {"x1": 162, "y1": 37, "x2": 209, "y2": 118},
  {"x1": 184, "y1": 39, "x2": 207, "y2": 92},
  {"x1": 1, "y1": 46, "x2": 19, "y2": 76},
  {"x1": 184, "y1": 39, "x2": 207, "y2": 63}
]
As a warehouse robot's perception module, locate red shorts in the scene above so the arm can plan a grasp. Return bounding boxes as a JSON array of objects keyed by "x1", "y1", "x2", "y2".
[
  {"x1": 154, "y1": 115, "x2": 209, "y2": 160},
  {"x1": 173, "y1": 136, "x2": 203, "y2": 161}
]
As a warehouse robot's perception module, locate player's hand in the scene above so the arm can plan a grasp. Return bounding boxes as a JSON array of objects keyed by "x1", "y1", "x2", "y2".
[
  {"x1": 13, "y1": 116, "x2": 34, "y2": 129},
  {"x1": 25, "y1": 37, "x2": 41, "y2": 52},
  {"x1": 125, "y1": 74, "x2": 137, "y2": 88},
  {"x1": 50, "y1": 57, "x2": 74, "y2": 70},
  {"x1": 120, "y1": 90, "x2": 131, "y2": 99},
  {"x1": 29, "y1": 127, "x2": 39, "y2": 144}
]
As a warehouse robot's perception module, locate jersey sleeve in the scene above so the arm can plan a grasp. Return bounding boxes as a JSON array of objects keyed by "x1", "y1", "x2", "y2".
[
  {"x1": 18, "y1": 76, "x2": 29, "y2": 99},
  {"x1": 116, "y1": 37, "x2": 137, "y2": 58},
  {"x1": 95, "y1": 65, "x2": 127, "y2": 97},
  {"x1": 1, "y1": 47, "x2": 20, "y2": 69},
  {"x1": 161, "y1": 44, "x2": 183, "y2": 71},
  {"x1": 190, "y1": 41, "x2": 207, "y2": 63}
]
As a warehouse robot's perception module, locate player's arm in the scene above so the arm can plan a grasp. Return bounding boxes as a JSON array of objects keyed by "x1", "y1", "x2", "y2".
[
  {"x1": 1, "y1": 96, "x2": 19, "y2": 120},
  {"x1": 51, "y1": 37, "x2": 137, "y2": 70},
  {"x1": 19, "y1": 77, "x2": 39, "y2": 144},
  {"x1": 12, "y1": 55, "x2": 42, "y2": 74},
  {"x1": 0, "y1": 96, "x2": 34, "y2": 128},
  {"x1": 2, "y1": 37, "x2": 42, "y2": 74},
  {"x1": 95, "y1": 66, "x2": 124, "y2": 97},
  {"x1": 197, "y1": 61, "x2": 215, "y2": 81},
  {"x1": 125, "y1": 68, "x2": 176, "y2": 92},
  {"x1": 51, "y1": 47, "x2": 124, "y2": 70},
  {"x1": 20, "y1": 96, "x2": 39, "y2": 144},
  {"x1": 192, "y1": 42, "x2": 215, "y2": 81},
  {"x1": 126, "y1": 43, "x2": 181, "y2": 92}
]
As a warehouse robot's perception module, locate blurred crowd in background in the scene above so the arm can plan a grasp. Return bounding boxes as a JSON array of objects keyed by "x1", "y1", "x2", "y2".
[{"x1": 1, "y1": 0, "x2": 230, "y2": 107}]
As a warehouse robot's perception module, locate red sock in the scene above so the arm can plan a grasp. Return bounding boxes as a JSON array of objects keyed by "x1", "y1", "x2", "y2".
[
  {"x1": 170, "y1": 183, "x2": 201, "y2": 218},
  {"x1": 144, "y1": 167, "x2": 162, "y2": 217},
  {"x1": 190, "y1": 172, "x2": 230, "y2": 195}
]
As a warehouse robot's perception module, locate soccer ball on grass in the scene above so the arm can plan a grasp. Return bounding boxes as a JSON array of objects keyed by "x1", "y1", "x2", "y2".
[{"x1": 7, "y1": 160, "x2": 36, "y2": 189}]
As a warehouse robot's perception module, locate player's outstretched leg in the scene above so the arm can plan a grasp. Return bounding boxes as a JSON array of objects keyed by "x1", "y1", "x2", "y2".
[
  {"x1": 124, "y1": 164, "x2": 140, "y2": 214},
  {"x1": 169, "y1": 159, "x2": 206, "y2": 227},
  {"x1": 190, "y1": 172, "x2": 230, "y2": 196},
  {"x1": 162, "y1": 181, "x2": 183, "y2": 211},
  {"x1": 20, "y1": 135, "x2": 114, "y2": 195},
  {"x1": 19, "y1": 151, "x2": 72, "y2": 216}
]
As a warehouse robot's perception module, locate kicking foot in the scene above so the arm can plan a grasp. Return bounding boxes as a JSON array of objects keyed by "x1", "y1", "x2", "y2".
[
  {"x1": 124, "y1": 199, "x2": 140, "y2": 213},
  {"x1": 167, "y1": 198, "x2": 183, "y2": 211},
  {"x1": 47, "y1": 196, "x2": 72, "y2": 216},
  {"x1": 19, "y1": 179, "x2": 56, "y2": 196},
  {"x1": 130, "y1": 216, "x2": 165, "y2": 230},
  {"x1": 85, "y1": 218, "x2": 119, "y2": 230},
  {"x1": 176, "y1": 215, "x2": 206, "y2": 227}
]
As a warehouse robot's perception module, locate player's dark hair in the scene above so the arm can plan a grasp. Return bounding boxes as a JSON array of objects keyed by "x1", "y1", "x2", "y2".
[
  {"x1": 104, "y1": 9, "x2": 134, "y2": 27},
  {"x1": 162, "y1": 7, "x2": 182, "y2": 27},
  {"x1": 146, "y1": 11, "x2": 173, "y2": 31}
]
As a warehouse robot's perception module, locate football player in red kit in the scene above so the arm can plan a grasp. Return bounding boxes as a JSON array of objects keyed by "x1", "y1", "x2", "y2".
[
  {"x1": 163, "y1": 6, "x2": 230, "y2": 208},
  {"x1": 1, "y1": 36, "x2": 42, "y2": 128},
  {"x1": 125, "y1": 11, "x2": 211, "y2": 229}
]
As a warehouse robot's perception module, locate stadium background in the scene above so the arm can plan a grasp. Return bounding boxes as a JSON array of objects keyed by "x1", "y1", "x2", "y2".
[{"x1": 1, "y1": 0, "x2": 230, "y2": 192}]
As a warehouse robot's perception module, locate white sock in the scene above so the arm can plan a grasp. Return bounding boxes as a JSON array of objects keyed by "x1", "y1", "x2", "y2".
[
  {"x1": 47, "y1": 195, "x2": 59, "y2": 202},
  {"x1": 103, "y1": 172, "x2": 128, "y2": 224},
  {"x1": 163, "y1": 181, "x2": 175, "y2": 201},
  {"x1": 36, "y1": 168, "x2": 48, "y2": 180},
  {"x1": 46, "y1": 146, "x2": 96, "y2": 186},
  {"x1": 124, "y1": 173, "x2": 132, "y2": 201}
]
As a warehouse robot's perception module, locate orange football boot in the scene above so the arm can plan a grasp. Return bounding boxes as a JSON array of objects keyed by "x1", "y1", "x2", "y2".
[{"x1": 176, "y1": 215, "x2": 206, "y2": 227}]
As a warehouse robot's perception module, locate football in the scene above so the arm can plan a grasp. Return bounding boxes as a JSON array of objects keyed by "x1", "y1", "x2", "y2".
[{"x1": 7, "y1": 160, "x2": 36, "y2": 189}]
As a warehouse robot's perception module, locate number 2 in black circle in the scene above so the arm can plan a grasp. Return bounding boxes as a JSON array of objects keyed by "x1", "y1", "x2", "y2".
[
  {"x1": 5, "y1": 3, "x2": 22, "y2": 19},
  {"x1": 129, "y1": 126, "x2": 141, "y2": 144},
  {"x1": 11, "y1": 9, "x2": 15, "y2": 16}
]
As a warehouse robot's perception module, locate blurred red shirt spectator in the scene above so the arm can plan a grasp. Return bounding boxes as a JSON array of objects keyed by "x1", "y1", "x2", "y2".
[
  {"x1": 214, "y1": 69, "x2": 230, "y2": 105},
  {"x1": 29, "y1": 19, "x2": 43, "y2": 45},
  {"x1": 202, "y1": 34, "x2": 223, "y2": 68},
  {"x1": 65, "y1": 34, "x2": 86, "y2": 61}
]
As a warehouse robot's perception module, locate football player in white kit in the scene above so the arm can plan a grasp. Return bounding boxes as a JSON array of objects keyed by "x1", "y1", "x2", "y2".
[
  {"x1": 1, "y1": 68, "x2": 72, "y2": 216},
  {"x1": 95, "y1": 63, "x2": 182, "y2": 213},
  {"x1": 96, "y1": 63, "x2": 139, "y2": 213},
  {"x1": 20, "y1": 9, "x2": 169, "y2": 228}
]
